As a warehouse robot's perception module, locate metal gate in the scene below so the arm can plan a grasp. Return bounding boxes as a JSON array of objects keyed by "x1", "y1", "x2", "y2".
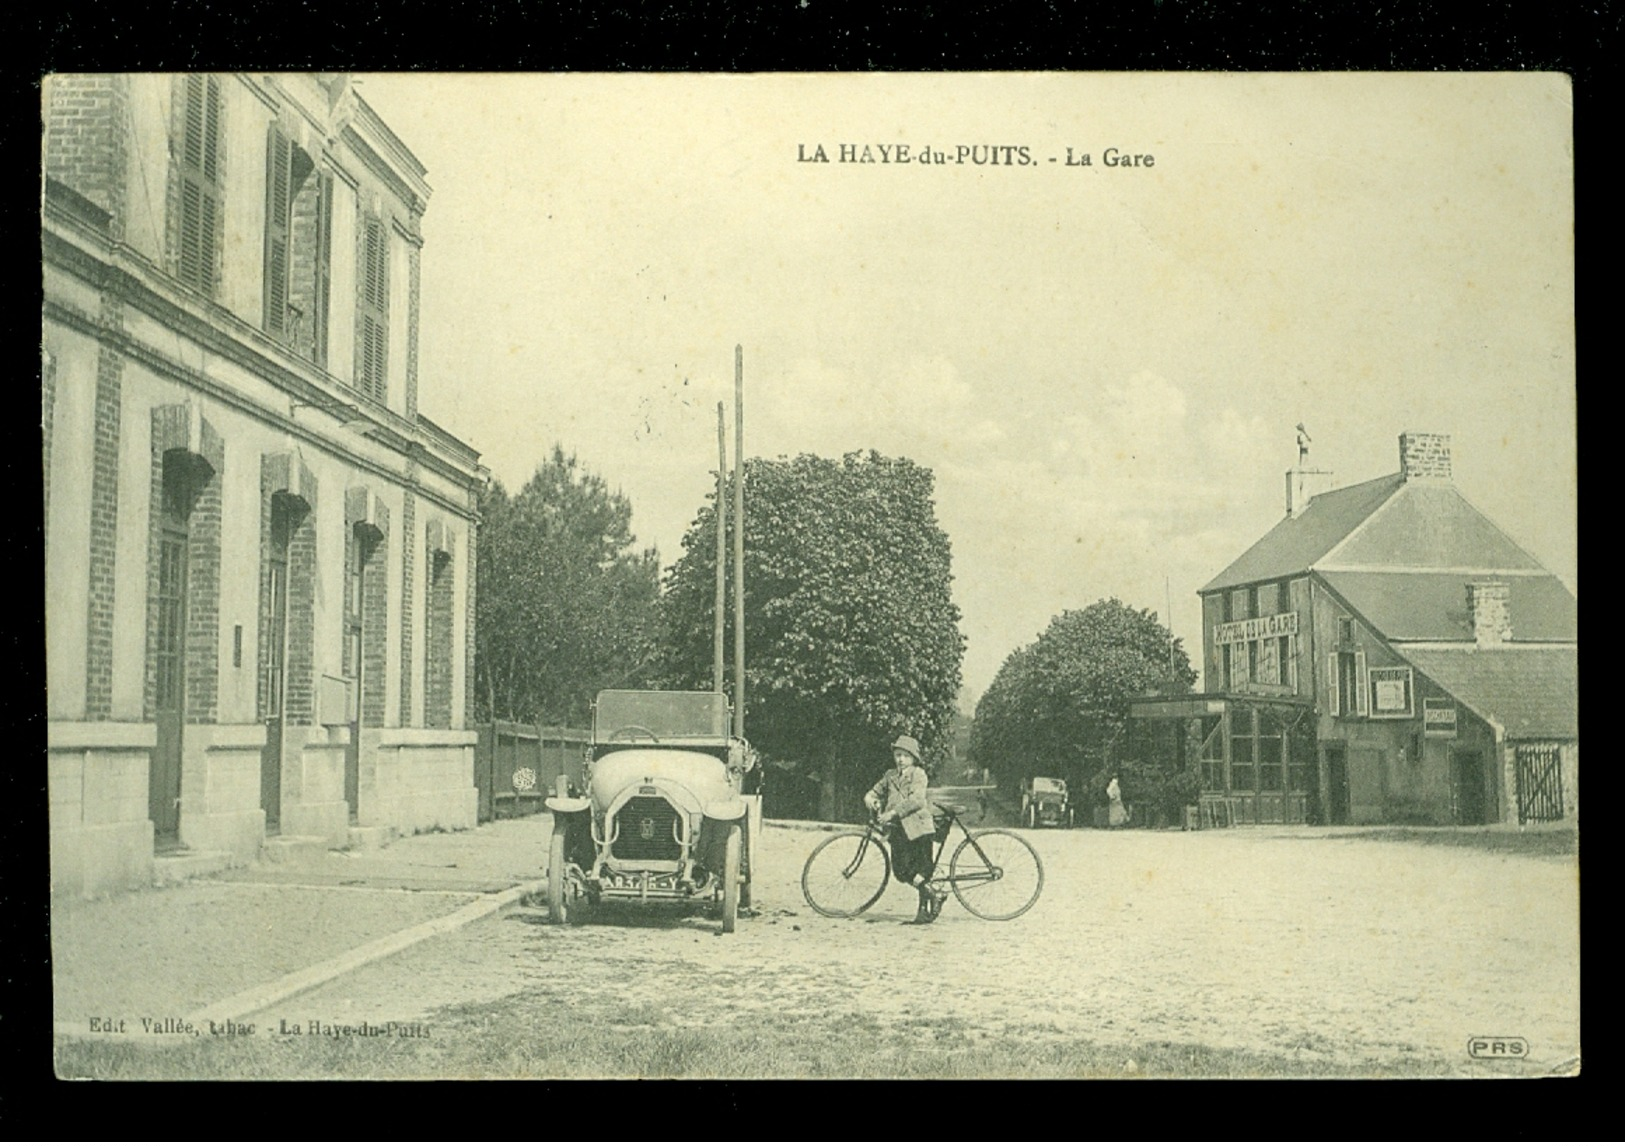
[{"x1": 1514, "y1": 743, "x2": 1565, "y2": 824}]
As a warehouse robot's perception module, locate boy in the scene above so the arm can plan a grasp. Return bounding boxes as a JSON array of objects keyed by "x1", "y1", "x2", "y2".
[{"x1": 864, "y1": 734, "x2": 946, "y2": 924}]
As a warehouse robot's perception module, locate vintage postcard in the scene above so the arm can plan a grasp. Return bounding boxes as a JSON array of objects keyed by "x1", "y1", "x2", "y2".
[{"x1": 44, "y1": 72, "x2": 1576, "y2": 1080}]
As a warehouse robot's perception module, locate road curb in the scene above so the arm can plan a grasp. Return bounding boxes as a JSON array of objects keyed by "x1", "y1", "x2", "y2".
[
  {"x1": 181, "y1": 878, "x2": 548, "y2": 1028},
  {"x1": 53, "y1": 879, "x2": 548, "y2": 1042}
]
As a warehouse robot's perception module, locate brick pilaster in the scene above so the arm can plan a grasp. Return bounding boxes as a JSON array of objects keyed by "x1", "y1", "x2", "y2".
[
  {"x1": 425, "y1": 520, "x2": 454, "y2": 730},
  {"x1": 399, "y1": 490, "x2": 415, "y2": 725},
  {"x1": 463, "y1": 517, "x2": 477, "y2": 730},
  {"x1": 257, "y1": 459, "x2": 276, "y2": 718},
  {"x1": 285, "y1": 473, "x2": 318, "y2": 724},
  {"x1": 86, "y1": 303, "x2": 123, "y2": 720},
  {"x1": 363, "y1": 507, "x2": 390, "y2": 729},
  {"x1": 185, "y1": 421, "x2": 225, "y2": 724}
]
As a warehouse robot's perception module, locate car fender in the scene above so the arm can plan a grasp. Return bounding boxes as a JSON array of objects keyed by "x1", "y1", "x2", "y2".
[
  {"x1": 704, "y1": 795, "x2": 747, "y2": 822},
  {"x1": 545, "y1": 795, "x2": 591, "y2": 815}
]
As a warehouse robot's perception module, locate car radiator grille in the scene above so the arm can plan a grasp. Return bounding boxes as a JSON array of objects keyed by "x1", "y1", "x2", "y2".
[{"x1": 613, "y1": 796, "x2": 683, "y2": 861}]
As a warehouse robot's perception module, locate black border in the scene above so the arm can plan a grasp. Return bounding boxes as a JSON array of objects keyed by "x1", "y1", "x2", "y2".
[{"x1": 24, "y1": 0, "x2": 1601, "y2": 1135}]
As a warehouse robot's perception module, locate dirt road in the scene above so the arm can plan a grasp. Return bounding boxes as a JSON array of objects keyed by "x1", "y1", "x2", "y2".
[{"x1": 251, "y1": 818, "x2": 1578, "y2": 1077}]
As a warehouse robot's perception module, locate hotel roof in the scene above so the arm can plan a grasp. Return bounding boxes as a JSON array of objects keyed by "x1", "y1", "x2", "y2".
[{"x1": 1404, "y1": 646, "x2": 1578, "y2": 740}]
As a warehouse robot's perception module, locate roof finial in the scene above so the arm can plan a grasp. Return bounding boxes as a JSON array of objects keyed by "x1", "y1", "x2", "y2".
[{"x1": 1295, "y1": 422, "x2": 1311, "y2": 465}]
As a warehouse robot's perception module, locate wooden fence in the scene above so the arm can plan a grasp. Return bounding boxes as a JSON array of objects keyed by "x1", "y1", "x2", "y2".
[{"x1": 473, "y1": 722, "x2": 591, "y2": 823}]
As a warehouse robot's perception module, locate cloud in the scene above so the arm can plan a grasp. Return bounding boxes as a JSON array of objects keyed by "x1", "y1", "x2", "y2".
[
  {"x1": 754, "y1": 354, "x2": 1006, "y2": 463},
  {"x1": 930, "y1": 369, "x2": 1287, "y2": 699}
]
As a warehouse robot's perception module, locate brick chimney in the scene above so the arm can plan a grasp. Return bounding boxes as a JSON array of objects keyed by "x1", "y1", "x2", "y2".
[
  {"x1": 1399, "y1": 431, "x2": 1452, "y2": 481},
  {"x1": 1466, "y1": 581, "x2": 1512, "y2": 646}
]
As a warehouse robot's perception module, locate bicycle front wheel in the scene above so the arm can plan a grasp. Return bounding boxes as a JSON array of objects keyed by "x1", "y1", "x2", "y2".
[
  {"x1": 950, "y1": 829, "x2": 1044, "y2": 920},
  {"x1": 801, "y1": 831, "x2": 890, "y2": 918}
]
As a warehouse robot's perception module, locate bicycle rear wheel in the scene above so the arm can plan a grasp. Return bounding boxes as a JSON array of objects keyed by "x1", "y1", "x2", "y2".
[
  {"x1": 949, "y1": 829, "x2": 1044, "y2": 920},
  {"x1": 801, "y1": 831, "x2": 890, "y2": 918}
]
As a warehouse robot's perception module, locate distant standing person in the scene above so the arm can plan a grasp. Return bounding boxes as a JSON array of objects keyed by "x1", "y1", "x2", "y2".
[
  {"x1": 864, "y1": 735, "x2": 946, "y2": 925},
  {"x1": 1107, "y1": 772, "x2": 1129, "y2": 828}
]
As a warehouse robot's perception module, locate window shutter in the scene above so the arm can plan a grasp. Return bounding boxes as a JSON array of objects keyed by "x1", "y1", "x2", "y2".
[
  {"x1": 201, "y1": 76, "x2": 221, "y2": 184},
  {"x1": 356, "y1": 215, "x2": 390, "y2": 401},
  {"x1": 1327, "y1": 654, "x2": 1339, "y2": 716},
  {"x1": 176, "y1": 74, "x2": 223, "y2": 295},
  {"x1": 182, "y1": 75, "x2": 207, "y2": 172},
  {"x1": 1354, "y1": 649, "x2": 1369, "y2": 717},
  {"x1": 313, "y1": 172, "x2": 333, "y2": 367},
  {"x1": 264, "y1": 127, "x2": 292, "y2": 337},
  {"x1": 179, "y1": 180, "x2": 205, "y2": 288}
]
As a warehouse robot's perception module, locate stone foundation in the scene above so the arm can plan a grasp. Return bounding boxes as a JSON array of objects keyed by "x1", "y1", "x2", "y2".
[
  {"x1": 278, "y1": 724, "x2": 351, "y2": 847},
  {"x1": 178, "y1": 723, "x2": 265, "y2": 864},
  {"x1": 361, "y1": 727, "x2": 478, "y2": 834},
  {"x1": 48, "y1": 721, "x2": 157, "y2": 898}
]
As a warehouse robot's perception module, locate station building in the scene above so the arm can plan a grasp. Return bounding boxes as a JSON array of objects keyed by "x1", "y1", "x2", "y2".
[
  {"x1": 1132, "y1": 431, "x2": 1577, "y2": 826},
  {"x1": 44, "y1": 74, "x2": 487, "y2": 896}
]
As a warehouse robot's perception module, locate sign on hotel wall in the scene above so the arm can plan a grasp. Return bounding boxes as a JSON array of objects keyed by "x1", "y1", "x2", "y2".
[
  {"x1": 1214, "y1": 611, "x2": 1299, "y2": 645},
  {"x1": 1367, "y1": 665, "x2": 1415, "y2": 719},
  {"x1": 1423, "y1": 697, "x2": 1457, "y2": 738}
]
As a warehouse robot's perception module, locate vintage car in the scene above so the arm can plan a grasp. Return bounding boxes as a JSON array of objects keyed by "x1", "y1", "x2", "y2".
[
  {"x1": 544, "y1": 689, "x2": 760, "y2": 933},
  {"x1": 1021, "y1": 776, "x2": 1073, "y2": 828}
]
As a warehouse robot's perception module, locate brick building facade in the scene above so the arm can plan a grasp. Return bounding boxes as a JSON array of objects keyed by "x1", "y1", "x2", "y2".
[
  {"x1": 44, "y1": 74, "x2": 488, "y2": 897},
  {"x1": 1133, "y1": 432, "x2": 1577, "y2": 827}
]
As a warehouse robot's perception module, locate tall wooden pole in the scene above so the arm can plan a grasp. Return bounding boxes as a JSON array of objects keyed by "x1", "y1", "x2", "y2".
[
  {"x1": 1165, "y1": 575, "x2": 1176, "y2": 678},
  {"x1": 713, "y1": 402, "x2": 727, "y2": 695},
  {"x1": 733, "y1": 345, "x2": 746, "y2": 741}
]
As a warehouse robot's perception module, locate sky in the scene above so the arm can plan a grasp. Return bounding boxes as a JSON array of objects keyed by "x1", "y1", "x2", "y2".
[{"x1": 355, "y1": 72, "x2": 1576, "y2": 706}]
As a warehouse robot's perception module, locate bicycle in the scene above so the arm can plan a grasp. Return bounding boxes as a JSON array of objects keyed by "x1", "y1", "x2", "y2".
[{"x1": 800, "y1": 802, "x2": 1044, "y2": 921}]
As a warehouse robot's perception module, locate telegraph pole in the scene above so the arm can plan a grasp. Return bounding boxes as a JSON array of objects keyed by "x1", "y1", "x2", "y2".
[
  {"x1": 1165, "y1": 575, "x2": 1176, "y2": 679},
  {"x1": 714, "y1": 402, "x2": 727, "y2": 695},
  {"x1": 733, "y1": 345, "x2": 746, "y2": 740}
]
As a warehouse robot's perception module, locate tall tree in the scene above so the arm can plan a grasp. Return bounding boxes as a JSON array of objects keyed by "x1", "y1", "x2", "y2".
[
  {"x1": 970, "y1": 598, "x2": 1196, "y2": 795},
  {"x1": 661, "y1": 451, "x2": 965, "y2": 819},
  {"x1": 475, "y1": 446, "x2": 660, "y2": 725}
]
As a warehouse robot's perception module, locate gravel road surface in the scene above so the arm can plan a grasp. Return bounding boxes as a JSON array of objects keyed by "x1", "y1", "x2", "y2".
[{"x1": 252, "y1": 818, "x2": 1579, "y2": 1077}]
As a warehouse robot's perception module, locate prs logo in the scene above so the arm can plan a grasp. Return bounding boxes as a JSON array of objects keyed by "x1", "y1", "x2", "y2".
[{"x1": 1467, "y1": 1037, "x2": 1528, "y2": 1059}]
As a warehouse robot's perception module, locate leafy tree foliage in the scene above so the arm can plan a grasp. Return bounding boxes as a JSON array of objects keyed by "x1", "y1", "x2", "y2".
[
  {"x1": 475, "y1": 446, "x2": 660, "y2": 725},
  {"x1": 970, "y1": 599, "x2": 1196, "y2": 797},
  {"x1": 661, "y1": 451, "x2": 965, "y2": 817}
]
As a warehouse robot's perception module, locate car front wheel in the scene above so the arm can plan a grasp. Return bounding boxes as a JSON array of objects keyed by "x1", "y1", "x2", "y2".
[
  {"x1": 547, "y1": 819, "x2": 572, "y2": 924},
  {"x1": 720, "y1": 821, "x2": 742, "y2": 934}
]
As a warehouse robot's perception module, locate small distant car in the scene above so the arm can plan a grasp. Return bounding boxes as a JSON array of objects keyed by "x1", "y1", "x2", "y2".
[
  {"x1": 1021, "y1": 776, "x2": 1073, "y2": 829},
  {"x1": 544, "y1": 689, "x2": 760, "y2": 933}
]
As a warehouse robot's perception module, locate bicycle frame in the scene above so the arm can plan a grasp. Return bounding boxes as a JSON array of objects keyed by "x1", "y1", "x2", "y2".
[{"x1": 865, "y1": 804, "x2": 1002, "y2": 891}]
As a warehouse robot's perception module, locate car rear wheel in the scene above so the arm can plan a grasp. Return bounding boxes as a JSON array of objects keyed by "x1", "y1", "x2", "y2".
[{"x1": 720, "y1": 821, "x2": 742, "y2": 934}]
